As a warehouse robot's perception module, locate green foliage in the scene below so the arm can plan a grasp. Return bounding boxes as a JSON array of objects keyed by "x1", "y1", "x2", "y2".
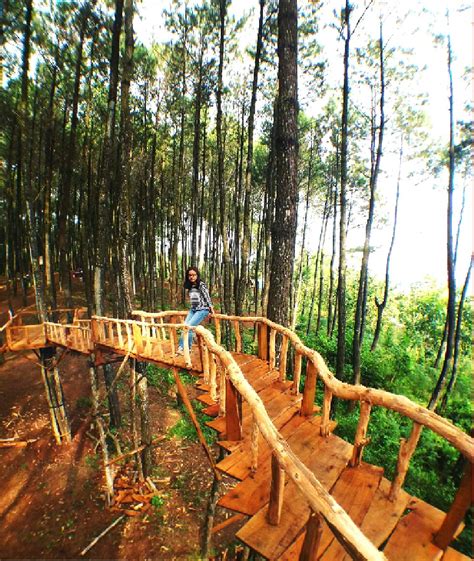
[
  {"x1": 84, "y1": 453, "x2": 100, "y2": 470},
  {"x1": 75, "y1": 396, "x2": 92, "y2": 411},
  {"x1": 167, "y1": 401, "x2": 216, "y2": 446},
  {"x1": 146, "y1": 364, "x2": 175, "y2": 392},
  {"x1": 297, "y1": 273, "x2": 472, "y2": 556}
]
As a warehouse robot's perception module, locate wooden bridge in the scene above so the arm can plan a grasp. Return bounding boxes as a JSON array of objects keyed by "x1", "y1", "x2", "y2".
[{"x1": 1, "y1": 309, "x2": 472, "y2": 561}]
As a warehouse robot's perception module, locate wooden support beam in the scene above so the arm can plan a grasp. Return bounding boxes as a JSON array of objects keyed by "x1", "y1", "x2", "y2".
[
  {"x1": 299, "y1": 511, "x2": 323, "y2": 561},
  {"x1": 350, "y1": 401, "x2": 372, "y2": 467},
  {"x1": 172, "y1": 367, "x2": 221, "y2": 481},
  {"x1": 320, "y1": 386, "x2": 333, "y2": 437},
  {"x1": 269, "y1": 328, "x2": 276, "y2": 369},
  {"x1": 292, "y1": 350, "x2": 302, "y2": 395},
  {"x1": 225, "y1": 376, "x2": 242, "y2": 441},
  {"x1": 267, "y1": 453, "x2": 285, "y2": 525},
  {"x1": 301, "y1": 360, "x2": 318, "y2": 416},
  {"x1": 279, "y1": 335, "x2": 289, "y2": 381},
  {"x1": 434, "y1": 461, "x2": 472, "y2": 550},
  {"x1": 258, "y1": 322, "x2": 268, "y2": 361},
  {"x1": 233, "y1": 320, "x2": 242, "y2": 352},
  {"x1": 390, "y1": 423, "x2": 423, "y2": 500}
]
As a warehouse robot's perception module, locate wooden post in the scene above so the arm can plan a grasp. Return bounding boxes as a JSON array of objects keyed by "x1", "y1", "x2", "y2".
[
  {"x1": 258, "y1": 322, "x2": 268, "y2": 361},
  {"x1": 91, "y1": 319, "x2": 99, "y2": 345},
  {"x1": 125, "y1": 323, "x2": 133, "y2": 352},
  {"x1": 225, "y1": 376, "x2": 242, "y2": 441},
  {"x1": 269, "y1": 328, "x2": 276, "y2": 369},
  {"x1": 301, "y1": 360, "x2": 318, "y2": 416},
  {"x1": 172, "y1": 367, "x2": 221, "y2": 481},
  {"x1": 210, "y1": 354, "x2": 218, "y2": 402},
  {"x1": 219, "y1": 364, "x2": 226, "y2": 416},
  {"x1": 88, "y1": 355, "x2": 115, "y2": 504},
  {"x1": 183, "y1": 327, "x2": 192, "y2": 367},
  {"x1": 390, "y1": 422, "x2": 423, "y2": 500},
  {"x1": 132, "y1": 323, "x2": 144, "y2": 354},
  {"x1": 434, "y1": 461, "x2": 472, "y2": 550},
  {"x1": 200, "y1": 337, "x2": 210, "y2": 384},
  {"x1": 267, "y1": 453, "x2": 285, "y2": 525},
  {"x1": 320, "y1": 386, "x2": 333, "y2": 437},
  {"x1": 279, "y1": 335, "x2": 289, "y2": 381},
  {"x1": 350, "y1": 401, "x2": 372, "y2": 467},
  {"x1": 233, "y1": 320, "x2": 242, "y2": 352},
  {"x1": 299, "y1": 511, "x2": 323, "y2": 561},
  {"x1": 214, "y1": 317, "x2": 221, "y2": 346},
  {"x1": 115, "y1": 321, "x2": 123, "y2": 348},
  {"x1": 292, "y1": 350, "x2": 302, "y2": 395},
  {"x1": 251, "y1": 413, "x2": 259, "y2": 472},
  {"x1": 170, "y1": 316, "x2": 178, "y2": 351}
]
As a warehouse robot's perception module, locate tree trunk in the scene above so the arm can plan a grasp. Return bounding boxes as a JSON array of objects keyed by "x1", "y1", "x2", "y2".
[
  {"x1": 428, "y1": 34, "x2": 456, "y2": 410},
  {"x1": 352, "y1": 21, "x2": 385, "y2": 384},
  {"x1": 371, "y1": 136, "x2": 402, "y2": 351},
  {"x1": 238, "y1": 0, "x2": 265, "y2": 316},
  {"x1": 117, "y1": 0, "x2": 135, "y2": 318},
  {"x1": 439, "y1": 259, "x2": 471, "y2": 411},
  {"x1": 336, "y1": 1, "x2": 351, "y2": 379},
  {"x1": 267, "y1": 0, "x2": 299, "y2": 328}
]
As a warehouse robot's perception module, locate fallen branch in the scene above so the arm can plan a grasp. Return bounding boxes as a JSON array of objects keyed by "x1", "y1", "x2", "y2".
[
  {"x1": 211, "y1": 514, "x2": 245, "y2": 534},
  {"x1": 79, "y1": 515, "x2": 125, "y2": 556},
  {"x1": 105, "y1": 435, "x2": 166, "y2": 467},
  {"x1": 0, "y1": 437, "x2": 38, "y2": 448}
]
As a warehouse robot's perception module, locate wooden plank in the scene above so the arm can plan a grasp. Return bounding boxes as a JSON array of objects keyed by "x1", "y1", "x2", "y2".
[
  {"x1": 339, "y1": 477, "x2": 410, "y2": 559},
  {"x1": 318, "y1": 464, "x2": 384, "y2": 560},
  {"x1": 441, "y1": 548, "x2": 472, "y2": 561},
  {"x1": 383, "y1": 498, "x2": 449, "y2": 561},
  {"x1": 221, "y1": 417, "x2": 342, "y2": 516},
  {"x1": 236, "y1": 431, "x2": 353, "y2": 560},
  {"x1": 207, "y1": 380, "x2": 296, "y2": 438},
  {"x1": 277, "y1": 463, "x2": 384, "y2": 561},
  {"x1": 216, "y1": 403, "x2": 304, "y2": 479}
]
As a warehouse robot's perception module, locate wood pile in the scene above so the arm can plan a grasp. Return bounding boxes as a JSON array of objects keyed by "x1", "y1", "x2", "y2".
[{"x1": 109, "y1": 470, "x2": 168, "y2": 518}]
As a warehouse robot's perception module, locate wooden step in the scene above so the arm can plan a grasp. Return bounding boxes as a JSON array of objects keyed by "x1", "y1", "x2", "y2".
[
  {"x1": 216, "y1": 405, "x2": 309, "y2": 481},
  {"x1": 205, "y1": 380, "x2": 297, "y2": 437},
  {"x1": 441, "y1": 548, "x2": 472, "y2": 561},
  {"x1": 339, "y1": 477, "x2": 410, "y2": 560},
  {"x1": 383, "y1": 497, "x2": 463, "y2": 561},
  {"x1": 235, "y1": 430, "x2": 354, "y2": 559},
  {"x1": 273, "y1": 463, "x2": 384, "y2": 561},
  {"x1": 218, "y1": 415, "x2": 337, "y2": 515}
]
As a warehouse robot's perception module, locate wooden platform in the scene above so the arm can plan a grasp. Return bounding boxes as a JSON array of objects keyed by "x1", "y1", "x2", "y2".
[{"x1": 3, "y1": 312, "x2": 470, "y2": 561}]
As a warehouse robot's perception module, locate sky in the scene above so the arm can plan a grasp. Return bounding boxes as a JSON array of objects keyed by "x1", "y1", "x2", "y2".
[{"x1": 135, "y1": 0, "x2": 472, "y2": 293}]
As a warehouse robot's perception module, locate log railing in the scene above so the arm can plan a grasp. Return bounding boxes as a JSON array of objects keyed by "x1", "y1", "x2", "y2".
[{"x1": 3, "y1": 309, "x2": 472, "y2": 560}]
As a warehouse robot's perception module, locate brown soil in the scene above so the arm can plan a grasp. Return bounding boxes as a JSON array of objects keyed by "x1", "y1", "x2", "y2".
[{"x1": 0, "y1": 281, "x2": 244, "y2": 560}]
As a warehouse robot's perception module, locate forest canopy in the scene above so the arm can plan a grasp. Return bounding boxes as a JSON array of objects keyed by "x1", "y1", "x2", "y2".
[{"x1": 0, "y1": 1, "x2": 472, "y2": 552}]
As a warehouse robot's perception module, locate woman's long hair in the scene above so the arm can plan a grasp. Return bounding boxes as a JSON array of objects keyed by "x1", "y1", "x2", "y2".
[{"x1": 183, "y1": 266, "x2": 202, "y2": 289}]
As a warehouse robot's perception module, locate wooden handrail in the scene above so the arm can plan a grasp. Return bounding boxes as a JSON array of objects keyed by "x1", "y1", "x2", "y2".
[
  {"x1": 8, "y1": 308, "x2": 473, "y2": 558},
  {"x1": 195, "y1": 325, "x2": 386, "y2": 561}
]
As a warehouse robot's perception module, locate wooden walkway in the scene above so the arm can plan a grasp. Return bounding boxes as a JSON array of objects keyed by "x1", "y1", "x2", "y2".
[{"x1": 1, "y1": 310, "x2": 472, "y2": 561}]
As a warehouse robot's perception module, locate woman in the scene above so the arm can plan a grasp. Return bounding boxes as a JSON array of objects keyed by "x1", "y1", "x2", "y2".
[{"x1": 176, "y1": 267, "x2": 215, "y2": 355}]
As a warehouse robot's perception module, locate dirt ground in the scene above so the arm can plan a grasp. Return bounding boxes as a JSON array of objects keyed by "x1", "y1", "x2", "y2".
[{"x1": 0, "y1": 281, "x2": 244, "y2": 560}]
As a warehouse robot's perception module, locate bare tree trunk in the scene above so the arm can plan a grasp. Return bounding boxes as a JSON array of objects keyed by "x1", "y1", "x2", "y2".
[
  {"x1": 292, "y1": 133, "x2": 313, "y2": 330},
  {"x1": 238, "y1": 0, "x2": 265, "y2": 316},
  {"x1": 217, "y1": 0, "x2": 232, "y2": 320},
  {"x1": 428, "y1": 33, "x2": 456, "y2": 409},
  {"x1": 439, "y1": 260, "x2": 471, "y2": 411},
  {"x1": 267, "y1": 0, "x2": 299, "y2": 328},
  {"x1": 336, "y1": 0, "x2": 351, "y2": 379},
  {"x1": 117, "y1": 0, "x2": 135, "y2": 318},
  {"x1": 371, "y1": 136, "x2": 402, "y2": 351},
  {"x1": 352, "y1": 21, "x2": 385, "y2": 384}
]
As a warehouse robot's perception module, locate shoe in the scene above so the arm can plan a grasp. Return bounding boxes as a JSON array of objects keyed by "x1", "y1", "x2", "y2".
[{"x1": 175, "y1": 348, "x2": 184, "y2": 356}]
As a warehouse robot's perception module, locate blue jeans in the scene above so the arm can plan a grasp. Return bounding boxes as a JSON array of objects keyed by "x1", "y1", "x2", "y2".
[{"x1": 178, "y1": 308, "x2": 210, "y2": 350}]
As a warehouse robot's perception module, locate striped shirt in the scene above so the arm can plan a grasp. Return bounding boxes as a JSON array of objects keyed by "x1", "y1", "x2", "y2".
[{"x1": 188, "y1": 282, "x2": 213, "y2": 311}]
